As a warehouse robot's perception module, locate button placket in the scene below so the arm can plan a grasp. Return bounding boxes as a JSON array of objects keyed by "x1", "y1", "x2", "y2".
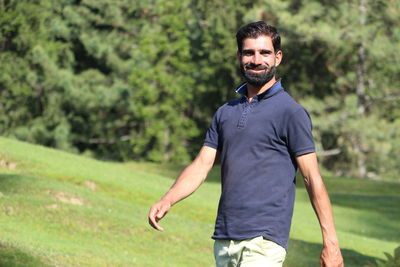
[{"x1": 237, "y1": 99, "x2": 257, "y2": 129}]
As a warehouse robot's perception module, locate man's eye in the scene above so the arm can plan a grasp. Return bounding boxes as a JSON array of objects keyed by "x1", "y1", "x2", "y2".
[{"x1": 242, "y1": 50, "x2": 253, "y2": 56}]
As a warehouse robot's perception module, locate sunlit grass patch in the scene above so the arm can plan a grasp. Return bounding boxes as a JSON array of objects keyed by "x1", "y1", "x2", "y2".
[{"x1": 0, "y1": 137, "x2": 398, "y2": 266}]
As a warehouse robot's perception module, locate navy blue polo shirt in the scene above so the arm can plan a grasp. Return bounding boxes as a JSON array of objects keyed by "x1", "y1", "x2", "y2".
[{"x1": 204, "y1": 81, "x2": 315, "y2": 250}]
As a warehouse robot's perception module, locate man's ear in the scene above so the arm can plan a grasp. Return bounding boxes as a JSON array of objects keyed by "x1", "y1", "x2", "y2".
[
  {"x1": 275, "y1": 50, "x2": 283, "y2": 67},
  {"x1": 236, "y1": 50, "x2": 241, "y2": 61}
]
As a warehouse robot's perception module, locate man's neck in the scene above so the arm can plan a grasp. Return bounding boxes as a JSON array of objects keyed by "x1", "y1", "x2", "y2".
[{"x1": 247, "y1": 77, "x2": 277, "y2": 100}]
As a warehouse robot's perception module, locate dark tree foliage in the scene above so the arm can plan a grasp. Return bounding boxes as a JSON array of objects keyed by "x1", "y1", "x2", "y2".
[{"x1": 0, "y1": 0, "x2": 399, "y2": 179}]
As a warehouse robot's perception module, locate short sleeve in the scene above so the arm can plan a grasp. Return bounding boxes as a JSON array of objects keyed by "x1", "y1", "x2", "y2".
[
  {"x1": 204, "y1": 111, "x2": 220, "y2": 150},
  {"x1": 286, "y1": 108, "x2": 315, "y2": 156}
]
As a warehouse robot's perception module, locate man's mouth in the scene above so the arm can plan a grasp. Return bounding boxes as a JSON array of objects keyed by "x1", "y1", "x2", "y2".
[
  {"x1": 247, "y1": 68, "x2": 266, "y2": 73},
  {"x1": 245, "y1": 64, "x2": 268, "y2": 73}
]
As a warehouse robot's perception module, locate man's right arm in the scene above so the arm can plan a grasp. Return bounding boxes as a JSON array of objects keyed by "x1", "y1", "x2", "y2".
[{"x1": 148, "y1": 145, "x2": 217, "y2": 231}]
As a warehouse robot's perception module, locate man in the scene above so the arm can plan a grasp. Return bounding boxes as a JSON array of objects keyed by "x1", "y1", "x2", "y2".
[{"x1": 148, "y1": 21, "x2": 343, "y2": 267}]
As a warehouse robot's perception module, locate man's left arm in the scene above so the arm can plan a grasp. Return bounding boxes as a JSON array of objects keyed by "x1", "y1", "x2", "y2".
[{"x1": 296, "y1": 152, "x2": 344, "y2": 267}]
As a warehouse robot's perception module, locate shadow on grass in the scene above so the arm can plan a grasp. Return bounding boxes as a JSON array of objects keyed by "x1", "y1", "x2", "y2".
[
  {"x1": 296, "y1": 173, "x2": 400, "y2": 242},
  {"x1": 0, "y1": 174, "x2": 38, "y2": 197},
  {"x1": 329, "y1": 193, "x2": 399, "y2": 219},
  {"x1": 329, "y1": 193, "x2": 400, "y2": 242},
  {"x1": 0, "y1": 173, "x2": 51, "y2": 193},
  {"x1": 285, "y1": 239, "x2": 377, "y2": 267},
  {"x1": 0, "y1": 243, "x2": 52, "y2": 267},
  {"x1": 0, "y1": 175, "x2": 51, "y2": 266}
]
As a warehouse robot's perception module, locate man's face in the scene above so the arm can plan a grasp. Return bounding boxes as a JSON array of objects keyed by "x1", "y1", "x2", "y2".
[{"x1": 238, "y1": 35, "x2": 282, "y2": 87}]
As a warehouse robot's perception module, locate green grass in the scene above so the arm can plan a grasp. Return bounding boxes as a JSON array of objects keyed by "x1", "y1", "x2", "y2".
[{"x1": 0, "y1": 137, "x2": 399, "y2": 266}]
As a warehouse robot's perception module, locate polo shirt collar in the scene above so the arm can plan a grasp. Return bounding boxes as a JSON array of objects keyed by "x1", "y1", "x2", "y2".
[{"x1": 235, "y1": 79, "x2": 283, "y2": 100}]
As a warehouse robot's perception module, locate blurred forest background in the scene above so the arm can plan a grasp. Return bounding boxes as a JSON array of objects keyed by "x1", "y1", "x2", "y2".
[{"x1": 0, "y1": 0, "x2": 399, "y2": 180}]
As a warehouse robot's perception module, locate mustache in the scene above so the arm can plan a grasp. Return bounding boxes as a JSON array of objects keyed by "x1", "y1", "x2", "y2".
[{"x1": 245, "y1": 63, "x2": 269, "y2": 70}]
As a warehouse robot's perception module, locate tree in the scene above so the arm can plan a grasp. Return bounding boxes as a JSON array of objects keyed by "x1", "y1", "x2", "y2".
[
  {"x1": 1, "y1": 0, "x2": 398, "y2": 179},
  {"x1": 253, "y1": 0, "x2": 400, "y2": 179}
]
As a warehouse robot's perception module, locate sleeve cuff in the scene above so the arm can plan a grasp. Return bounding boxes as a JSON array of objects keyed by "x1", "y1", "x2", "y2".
[
  {"x1": 294, "y1": 147, "x2": 315, "y2": 157},
  {"x1": 203, "y1": 142, "x2": 219, "y2": 150}
]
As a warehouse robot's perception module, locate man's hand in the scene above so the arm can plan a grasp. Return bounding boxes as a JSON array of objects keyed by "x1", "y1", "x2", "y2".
[
  {"x1": 147, "y1": 146, "x2": 217, "y2": 231},
  {"x1": 148, "y1": 199, "x2": 171, "y2": 231},
  {"x1": 320, "y1": 245, "x2": 344, "y2": 267},
  {"x1": 296, "y1": 153, "x2": 344, "y2": 267}
]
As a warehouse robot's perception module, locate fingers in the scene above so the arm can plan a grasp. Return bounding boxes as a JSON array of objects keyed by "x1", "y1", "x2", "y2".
[
  {"x1": 148, "y1": 201, "x2": 171, "y2": 231},
  {"x1": 148, "y1": 207, "x2": 163, "y2": 231},
  {"x1": 156, "y1": 205, "x2": 168, "y2": 220}
]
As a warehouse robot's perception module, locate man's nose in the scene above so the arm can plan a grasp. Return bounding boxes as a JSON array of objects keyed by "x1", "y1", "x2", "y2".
[{"x1": 252, "y1": 53, "x2": 263, "y2": 65}]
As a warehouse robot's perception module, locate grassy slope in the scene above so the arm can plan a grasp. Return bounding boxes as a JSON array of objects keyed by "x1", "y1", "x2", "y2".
[{"x1": 0, "y1": 137, "x2": 399, "y2": 266}]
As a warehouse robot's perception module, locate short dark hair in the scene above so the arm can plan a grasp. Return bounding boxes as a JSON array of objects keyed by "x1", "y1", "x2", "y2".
[{"x1": 236, "y1": 21, "x2": 281, "y2": 53}]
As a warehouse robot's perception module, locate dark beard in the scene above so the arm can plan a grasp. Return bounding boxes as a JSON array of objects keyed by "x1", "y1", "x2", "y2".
[{"x1": 240, "y1": 63, "x2": 276, "y2": 86}]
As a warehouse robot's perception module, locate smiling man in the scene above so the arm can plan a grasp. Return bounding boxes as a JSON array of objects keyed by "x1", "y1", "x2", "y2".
[{"x1": 148, "y1": 21, "x2": 343, "y2": 267}]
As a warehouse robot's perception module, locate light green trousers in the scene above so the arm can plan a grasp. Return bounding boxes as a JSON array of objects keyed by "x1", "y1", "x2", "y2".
[{"x1": 214, "y1": 236, "x2": 286, "y2": 267}]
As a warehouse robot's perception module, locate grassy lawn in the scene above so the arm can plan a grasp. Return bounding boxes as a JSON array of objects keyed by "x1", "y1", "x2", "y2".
[{"x1": 0, "y1": 137, "x2": 399, "y2": 266}]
